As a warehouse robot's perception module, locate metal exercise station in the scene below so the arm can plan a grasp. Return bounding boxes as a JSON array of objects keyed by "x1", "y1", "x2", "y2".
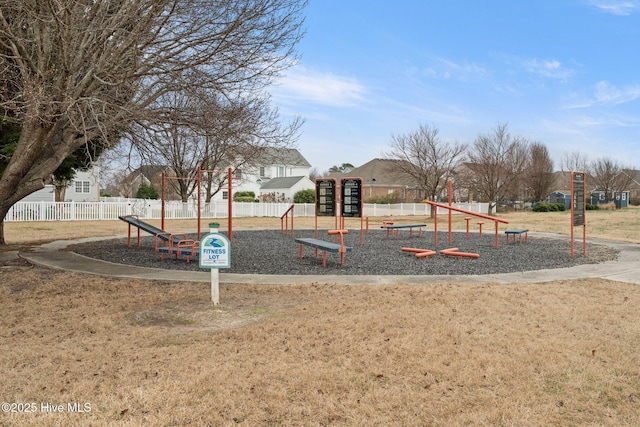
[
  {"x1": 292, "y1": 177, "x2": 363, "y2": 267},
  {"x1": 119, "y1": 167, "x2": 234, "y2": 263}
]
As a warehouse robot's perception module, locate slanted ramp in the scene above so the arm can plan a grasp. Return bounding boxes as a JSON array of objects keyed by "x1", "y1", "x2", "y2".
[
  {"x1": 119, "y1": 215, "x2": 170, "y2": 247},
  {"x1": 119, "y1": 215, "x2": 198, "y2": 262}
]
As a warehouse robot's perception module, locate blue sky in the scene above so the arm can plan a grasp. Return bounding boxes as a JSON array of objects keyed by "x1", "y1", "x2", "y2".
[{"x1": 272, "y1": 0, "x2": 640, "y2": 173}]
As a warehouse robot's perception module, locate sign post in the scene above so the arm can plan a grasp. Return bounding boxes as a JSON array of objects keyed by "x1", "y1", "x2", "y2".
[
  {"x1": 199, "y1": 223, "x2": 231, "y2": 305},
  {"x1": 315, "y1": 178, "x2": 337, "y2": 237},
  {"x1": 340, "y1": 178, "x2": 364, "y2": 244},
  {"x1": 570, "y1": 171, "x2": 587, "y2": 258}
]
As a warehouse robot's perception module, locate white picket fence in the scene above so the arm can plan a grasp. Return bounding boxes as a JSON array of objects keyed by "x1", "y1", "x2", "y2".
[{"x1": 4, "y1": 199, "x2": 489, "y2": 222}]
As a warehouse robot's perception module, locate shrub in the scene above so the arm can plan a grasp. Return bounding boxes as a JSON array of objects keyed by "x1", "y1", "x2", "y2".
[
  {"x1": 233, "y1": 191, "x2": 256, "y2": 202},
  {"x1": 293, "y1": 189, "x2": 315, "y2": 203},
  {"x1": 532, "y1": 202, "x2": 566, "y2": 212},
  {"x1": 366, "y1": 191, "x2": 401, "y2": 204},
  {"x1": 586, "y1": 203, "x2": 600, "y2": 210},
  {"x1": 135, "y1": 183, "x2": 159, "y2": 199}
]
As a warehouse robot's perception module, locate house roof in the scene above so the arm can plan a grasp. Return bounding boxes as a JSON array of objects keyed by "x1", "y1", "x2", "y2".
[
  {"x1": 124, "y1": 165, "x2": 170, "y2": 182},
  {"x1": 260, "y1": 176, "x2": 309, "y2": 190},
  {"x1": 261, "y1": 147, "x2": 311, "y2": 168},
  {"x1": 345, "y1": 158, "x2": 417, "y2": 187}
]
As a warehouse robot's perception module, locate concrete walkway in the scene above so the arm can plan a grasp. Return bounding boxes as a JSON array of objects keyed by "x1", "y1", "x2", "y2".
[{"x1": 18, "y1": 232, "x2": 640, "y2": 285}]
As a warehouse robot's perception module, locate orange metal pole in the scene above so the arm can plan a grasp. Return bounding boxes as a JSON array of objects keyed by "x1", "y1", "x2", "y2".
[
  {"x1": 423, "y1": 200, "x2": 509, "y2": 224},
  {"x1": 464, "y1": 217, "x2": 471, "y2": 239},
  {"x1": 433, "y1": 205, "x2": 438, "y2": 247}
]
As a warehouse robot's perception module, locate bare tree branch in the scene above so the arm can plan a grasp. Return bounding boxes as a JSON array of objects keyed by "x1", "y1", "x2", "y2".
[
  {"x1": 385, "y1": 124, "x2": 467, "y2": 208},
  {"x1": 0, "y1": 0, "x2": 307, "y2": 243}
]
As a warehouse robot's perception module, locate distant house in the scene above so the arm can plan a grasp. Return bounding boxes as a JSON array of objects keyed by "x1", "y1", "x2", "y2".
[
  {"x1": 116, "y1": 165, "x2": 179, "y2": 199},
  {"x1": 621, "y1": 169, "x2": 640, "y2": 205},
  {"x1": 590, "y1": 190, "x2": 630, "y2": 208},
  {"x1": 19, "y1": 185, "x2": 56, "y2": 202},
  {"x1": 214, "y1": 147, "x2": 314, "y2": 202},
  {"x1": 547, "y1": 171, "x2": 574, "y2": 208},
  {"x1": 340, "y1": 158, "x2": 424, "y2": 202},
  {"x1": 17, "y1": 167, "x2": 100, "y2": 203},
  {"x1": 548, "y1": 170, "x2": 635, "y2": 208},
  {"x1": 548, "y1": 191, "x2": 571, "y2": 209},
  {"x1": 66, "y1": 167, "x2": 101, "y2": 202},
  {"x1": 258, "y1": 176, "x2": 315, "y2": 202}
]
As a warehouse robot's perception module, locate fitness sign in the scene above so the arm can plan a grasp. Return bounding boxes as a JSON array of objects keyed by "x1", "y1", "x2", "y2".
[
  {"x1": 315, "y1": 178, "x2": 363, "y2": 218},
  {"x1": 199, "y1": 229, "x2": 231, "y2": 269}
]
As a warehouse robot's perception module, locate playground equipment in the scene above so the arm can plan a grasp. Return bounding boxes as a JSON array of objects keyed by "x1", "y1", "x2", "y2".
[
  {"x1": 440, "y1": 247, "x2": 480, "y2": 259},
  {"x1": 422, "y1": 200, "x2": 509, "y2": 249},
  {"x1": 160, "y1": 166, "x2": 234, "y2": 242},
  {"x1": 401, "y1": 247, "x2": 437, "y2": 259},
  {"x1": 119, "y1": 215, "x2": 199, "y2": 262},
  {"x1": 382, "y1": 222, "x2": 428, "y2": 239},
  {"x1": 312, "y1": 177, "x2": 365, "y2": 245},
  {"x1": 280, "y1": 204, "x2": 295, "y2": 237},
  {"x1": 295, "y1": 229, "x2": 352, "y2": 267},
  {"x1": 154, "y1": 232, "x2": 198, "y2": 263},
  {"x1": 570, "y1": 171, "x2": 587, "y2": 258},
  {"x1": 504, "y1": 228, "x2": 529, "y2": 244}
]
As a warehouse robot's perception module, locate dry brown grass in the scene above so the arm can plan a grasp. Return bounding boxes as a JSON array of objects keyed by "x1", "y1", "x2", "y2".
[{"x1": 1, "y1": 208, "x2": 640, "y2": 426}]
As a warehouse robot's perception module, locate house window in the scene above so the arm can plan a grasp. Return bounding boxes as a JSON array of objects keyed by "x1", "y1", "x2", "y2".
[
  {"x1": 222, "y1": 191, "x2": 228, "y2": 200},
  {"x1": 75, "y1": 181, "x2": 90, "y2": 193},
  {"x1": 599, "y1": 193, "x2": 605, "y2": 201},
  {"x1": 278, "y1": 166, "x2": 285, "y2": 177},
  {"x1": 259, "y1": 167, "x2": 265, "y2": 177}
]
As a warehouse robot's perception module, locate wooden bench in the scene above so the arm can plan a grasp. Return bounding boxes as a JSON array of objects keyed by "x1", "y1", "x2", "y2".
[
  {"x1": 505, "y1": 229, "x2": 529, "y2": 244},
  {"x1": 383, "y1": 224, "x2": 427, "y2": 240},
  {"x1": 295, "y1": 229, "x2": 352, "y2": 267}
]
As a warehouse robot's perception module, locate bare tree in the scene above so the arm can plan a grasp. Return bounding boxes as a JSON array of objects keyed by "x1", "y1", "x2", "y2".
[
  {"x1": 0, "y1": 0, "x2": 306, "y2": 244},
  {"x1": 523, "y1": 142, "x2": 555, "y2": 203},
  {"x1": 386, "y1": 124, "x2": 466, "y2": 212},
  {"x1": 590, "y1": 157, "x2": 635, "y2": 208},
  {"x1": 560, "y1": 151, "x2": 590, "y2": 173},
  {"x1": 463, "y1": 124, "x2": 529, "y2": 215}
]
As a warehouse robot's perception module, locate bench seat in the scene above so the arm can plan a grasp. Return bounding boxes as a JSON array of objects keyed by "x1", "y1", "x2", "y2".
[
  {"x1": 383, "y1": 224, "x2": 427, "y2": 240},
  {"x1": 505, "y1": 229, "x2": 529, "y2": 244},
  {"x1": 295, "y1": 237, "x2": 353, "y2": 267}
]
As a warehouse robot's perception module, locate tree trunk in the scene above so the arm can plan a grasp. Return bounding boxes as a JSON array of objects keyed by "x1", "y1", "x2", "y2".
[{"x1": 0, "y1": 119, "x2": 77, "y2": 245}]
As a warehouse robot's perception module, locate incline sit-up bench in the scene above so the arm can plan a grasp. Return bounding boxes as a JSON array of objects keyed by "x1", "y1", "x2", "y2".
[
  {"x1": 295, "y1": 229, "x2": 352, "y2": 267},
  {"x1": 119, "y1": 215, "x2": 199, "y2": 263}
]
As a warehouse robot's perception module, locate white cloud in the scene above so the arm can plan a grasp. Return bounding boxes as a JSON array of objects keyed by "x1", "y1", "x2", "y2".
[
  {"x1": 423, "y1": 58, "x2": 486, "y2": 81},
  {"x1": 523, "y1": 59, "x2": 574, "y2": 80},
  {"x1": 594, "y1": 80, "x2": 640, "y2": 104},
  {"x1": 274, "y1": 66, "x2": 367, "y2": 108},
  {"x1": 588, "y1": 0, "x2": 640, "y2": 15}
]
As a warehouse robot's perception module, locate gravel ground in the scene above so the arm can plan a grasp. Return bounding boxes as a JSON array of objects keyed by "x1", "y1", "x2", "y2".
[{"x1": 68, "y1": 228, "x2": 618, "y2": 276}]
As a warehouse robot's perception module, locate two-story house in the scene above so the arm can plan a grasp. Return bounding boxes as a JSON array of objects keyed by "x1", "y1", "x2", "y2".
[{"x1": 213, "y1": 147, "x2": 314, "y2": 202}]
